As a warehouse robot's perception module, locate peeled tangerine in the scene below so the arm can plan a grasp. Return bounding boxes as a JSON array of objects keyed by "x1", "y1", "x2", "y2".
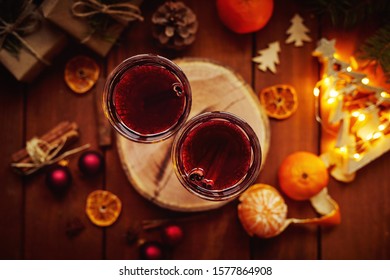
[
  {"x1": 238, "y1": 184, "x2": 288, "y2": 238},
  {"x1": 238, "y1": 184, "x2": 341, "y2": 239}
]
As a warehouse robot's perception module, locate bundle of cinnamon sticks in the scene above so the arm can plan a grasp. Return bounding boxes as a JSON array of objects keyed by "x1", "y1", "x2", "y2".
[{"x1": 11, "y1": 121, "x2": 79, "y2": 175}]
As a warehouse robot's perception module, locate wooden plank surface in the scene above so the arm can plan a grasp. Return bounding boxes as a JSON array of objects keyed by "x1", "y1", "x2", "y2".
[
  {"x1": 252, "y1": 0, "x2": 320, "y2": 259},
  {"x1": 0, "y1": 68, "x2": 24, "y2": 259},
  {"x1": 105, "y1": 0, "x2": 254, "y2": 260},
  {"x1": 22, "y1": 49, "x2": 104, "y2": 259},
  {"x1": 0, "y1": 0, "x2": 389, "y2": 260}
]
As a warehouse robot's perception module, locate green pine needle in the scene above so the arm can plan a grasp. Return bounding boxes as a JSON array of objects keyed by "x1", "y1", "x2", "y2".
[
  {"x1": 360, "y1": 24, "x2": 390, "y2": 79},
  {"x1": 300, "y1": 0, "x2": 390, "y2": 28}
]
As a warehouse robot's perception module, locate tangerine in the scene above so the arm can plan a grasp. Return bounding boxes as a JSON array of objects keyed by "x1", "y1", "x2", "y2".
[
  {"x1": 238, "y1": 184, "x2": 287, "y2": 238},
  {"x1": 278, "y1": 152, "x2": 329, "y2": 201},
  {"x1": 216, "y1": 0, "x2": 274, "y2": 34}
]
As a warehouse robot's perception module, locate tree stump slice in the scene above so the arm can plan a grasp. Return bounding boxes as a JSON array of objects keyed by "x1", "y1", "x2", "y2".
[{"x1": 117, "y1": 58, "x2": 270, "y2": 212}]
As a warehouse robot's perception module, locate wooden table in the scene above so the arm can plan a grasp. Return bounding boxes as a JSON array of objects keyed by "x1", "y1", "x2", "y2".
[{"x1": 1, "y1": 0, "x2": 389, "y2": 260}]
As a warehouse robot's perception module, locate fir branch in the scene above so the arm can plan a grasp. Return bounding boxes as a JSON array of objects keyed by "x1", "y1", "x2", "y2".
[
  {"x1": 359, "y1": 24, "x2": 390, "y2": 79},
  {"x1": 299, "y1": 0, "x2": 390, "y2": 28}
]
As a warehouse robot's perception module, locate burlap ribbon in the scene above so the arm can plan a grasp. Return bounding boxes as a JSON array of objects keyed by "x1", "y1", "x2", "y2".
[
  {"x1": 71, "y1": 0, "x2": 144, "y2": 24},
  {"x1": 0, "y1": 1, "x2": 50, "y2": 65}
]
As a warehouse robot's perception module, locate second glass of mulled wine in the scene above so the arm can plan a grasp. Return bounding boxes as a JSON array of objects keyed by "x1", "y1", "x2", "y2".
[{"x1": 172, "y1": 111, "x2": 262, "y2": 201}]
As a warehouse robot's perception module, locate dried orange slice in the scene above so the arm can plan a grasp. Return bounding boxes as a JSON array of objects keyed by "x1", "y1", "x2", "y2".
[
  {"x1": 279, "y1": 151, "x2": 329, "y2": 201},
  {"x1": 86, "y1": 190, "x2": 122, "y2": 227},
  {"x1": 238, "y1": 184, "x2": 288, "y2": 238},
  {"x1": 65, "y1": 56, "x2": 100, "y2": 94},
  {"x1": 259, "y1": 84, "x2": 298, "y2": 119}
]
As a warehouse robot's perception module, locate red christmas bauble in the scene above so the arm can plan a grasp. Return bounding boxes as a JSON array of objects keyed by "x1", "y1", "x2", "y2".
[
  {"x1": 78, "y1": 151, "x2": 104, "y2": 176},
  {"x1": 162, "y1": 224, "x2": 184, "y2": 245},
  {"x1": 139, "y1": 242, "x2": 165, "y2": 260},
  {"x1": 46, "y1": 165, "x2": 72, "y2": 195}
]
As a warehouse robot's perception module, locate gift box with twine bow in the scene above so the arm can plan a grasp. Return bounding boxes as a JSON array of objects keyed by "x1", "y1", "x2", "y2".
[
  {"x1": 0, "y1": 0, "x2": 67, "y2": 82},
  {"x1": 41, "y1": 0, "x2": 143, "y2": 57}
]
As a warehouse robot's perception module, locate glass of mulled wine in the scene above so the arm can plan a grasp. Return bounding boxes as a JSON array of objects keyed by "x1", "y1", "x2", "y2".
[
  {"x1": 172, "y1": 111, "x2": 262, "y2": 201},
  {"x1": 103, "y1": 54, "x2": 192, "y2": 143}
]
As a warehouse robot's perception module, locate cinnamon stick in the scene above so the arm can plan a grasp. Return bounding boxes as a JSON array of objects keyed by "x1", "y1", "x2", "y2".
[
  {"x1": 11, "y1": 121, "x2": 79, "y2": 163},
  {"x1": 11, "y1": 121, "x2": 80, "y2": 174},
  {"x1": 94, "y1": 78, "x2": 112, "y2": 147}
]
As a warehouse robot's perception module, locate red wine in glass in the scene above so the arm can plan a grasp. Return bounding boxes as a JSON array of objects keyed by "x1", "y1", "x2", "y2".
[
  {"x1": 172, "y1": 112, "x2": 262, "y2": 200},
  {"x1": 103, "y1": 54, "x2": 192, "y2": 143}
]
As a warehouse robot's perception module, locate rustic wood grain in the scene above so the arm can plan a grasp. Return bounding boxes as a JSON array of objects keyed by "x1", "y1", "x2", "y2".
[
  {"x1": 23, "y1": 48, "x2": 104, "y2": 259},
  {"x1": 105, "y1": 0, "x2": 256, "y2": 259},
  {"x1": 104, "y1": 0, "x2": 179, "y2": 260},
  {"x1": 252, "y1": 0, "x2": 320, "y2": 259},
  {"x1": 0, "y1": 68, "x2": 25, "y2": 259},
  {"x1": 177, "y1": 0, "x2": 255, "y2": 260}
]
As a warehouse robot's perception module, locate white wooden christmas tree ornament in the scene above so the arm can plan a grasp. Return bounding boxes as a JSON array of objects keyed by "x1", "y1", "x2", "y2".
[
  {"x1": 285, "y1": 14, "x2": 312, "y2": 47},
  {"x1": 313, "y1": 38, "x2": 390, "y2": 182},
  {"x1": 252, "y1": 41, "x2": 281, "y2": 74}
]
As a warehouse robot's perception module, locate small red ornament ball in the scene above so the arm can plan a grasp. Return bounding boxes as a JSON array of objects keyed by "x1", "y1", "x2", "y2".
[
  {"x1": 139, "y1": 242, "x2": 165, "y2": 260},
  {"x1": 78, "y1": 151, "x2": 104, "y2": 176},
  {"x1": 46, "y1": 165, "x2": 72, "y2": 194},
  {"x1": 162, "y1": 224, "x2": 184, "y2": 245}
]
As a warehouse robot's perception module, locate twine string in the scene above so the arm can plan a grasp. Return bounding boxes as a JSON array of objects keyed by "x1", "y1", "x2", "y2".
[
  {"x1": 0, "y1": 1, "x2": 50, "y2": 65},
  {"x1": 71, "y1": 0, "x2": 144, "y2": 23},
  {"x1": 12, "y1": 136, "x2": 90, "y2": 175}
]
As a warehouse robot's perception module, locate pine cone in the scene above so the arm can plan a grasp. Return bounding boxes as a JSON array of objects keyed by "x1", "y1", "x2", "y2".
[{"x1": 152, "y1": 1, "x2": 198, "y2": 50}]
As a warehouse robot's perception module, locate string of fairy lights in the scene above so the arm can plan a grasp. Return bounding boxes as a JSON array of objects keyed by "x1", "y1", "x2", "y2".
[{"x1": 312, "y1": 38, "x2": 390, "y2": 163}]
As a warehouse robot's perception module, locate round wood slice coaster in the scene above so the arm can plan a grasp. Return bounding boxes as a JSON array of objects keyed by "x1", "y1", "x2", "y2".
[{"x1": 117, "y1": 58, "x2": 270, "y2": 212}]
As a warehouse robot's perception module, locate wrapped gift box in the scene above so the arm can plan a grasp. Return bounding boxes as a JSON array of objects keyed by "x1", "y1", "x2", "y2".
[
  {"x1": 0, "y1": 12, "x2": 67, "y2": 82},
  {"x1": 41, "y1": 0, "x2": 142, "y2": 57}
]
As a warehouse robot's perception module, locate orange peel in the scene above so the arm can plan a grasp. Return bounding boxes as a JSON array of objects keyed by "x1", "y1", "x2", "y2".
[
  {"x1": 65, "y1": 55, "x2": 100, "y2": 94},
  {"x1": 259, "y1": 84, "x2": 298, "y2": 119},
  {"x1": 86, "y1": 190, "x2": 122, "y2": 227}
]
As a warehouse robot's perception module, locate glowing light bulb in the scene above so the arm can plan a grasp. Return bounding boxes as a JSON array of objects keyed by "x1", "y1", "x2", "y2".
[
  {"x1": 365, "y1": 133, "x2": 373, "y2": 141},
  {"x1": 351, "y1": 111, "x2": 360, "y2": 118},
  {"x1": 339, "y1": 146, "x2": 347, "y2": 154},
  {"x1": 313, "y1": 88, "x2": 320, "y2": 97},
  {"x1": 346, "y1": 66, "x2": 352, "y2": 72},
  {"x1": 361, "y1": 77, "x2": 369, "y2": 85},
  {"x1": 327, "y1": 97, "x2": 336, "y2": 104},
  {"x1": 373, "y1": 132, "x2": 383, "y2": 140},
  {"x1": 358, "y1": 114, "x2": 366, "y2": 122},
  {"x1": 324, "y1": 77, "x2": 330, "y2": 86},
  {"x1": 381, "y1": 91, "x2": 389, "y2": 98},
  {"x1": 329, "y1": 89, "x2": 339, "y2": 98},
  {"x1": 378, "y1": 124, "x2": 386, "y2": 131},
  {"x1": 353, "y1": 153, "x2": 361, "y2": 160}
]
